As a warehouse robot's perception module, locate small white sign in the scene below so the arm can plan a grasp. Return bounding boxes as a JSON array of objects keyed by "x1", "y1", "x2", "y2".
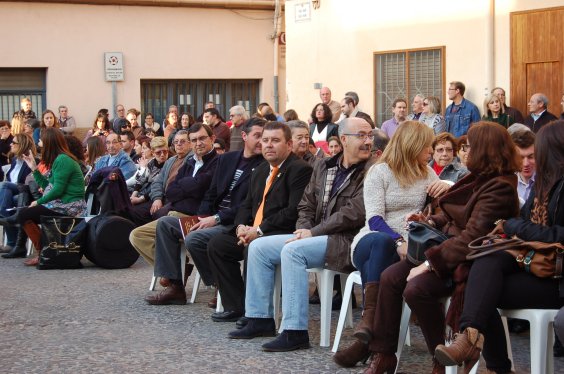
[
  {"x1": 295, "y1": 2, "x2": 311, "y2": 22},
  {"x1": 104, "y1": 52, "x2": 124, "y2": 81}
]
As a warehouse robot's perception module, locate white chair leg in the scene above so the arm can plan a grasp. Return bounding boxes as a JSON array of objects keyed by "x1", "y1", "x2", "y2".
[
  {"x1": 529, "y1": 312, "x2": 549, "y2": 374},
  {"x1": 189, "y1": 271, "x2": 201, "y2": 304},
  {"x1": 501, "y1": 316, "x2": 515, "y2": 372},
  {"x1": 395, "y1": 302, "x2": 412, "y2": 374},
  {"x1": 180, "y1": 246, "x2": 186, "y2": 285},
  {"x1": 149, "y1": 275, "x2": 158, "y2": 291},
  {"x1": 331, "y1": 272, "x2": 356, "y2": 352},
  {"x1": 273, "y1": 265, "x2": 282, "y2": 331},
  {"x1": 405, "y1": 326, "x2": 411, "y2": 346},
  {"x1": 318, "y1": 269, "x2": 335, "y2": 347},
  {"x1": 26, "y1": 238, "x2": 33, "y2": 257},
  {"x1": 216, "y1": 291, "x2": 224, "y2": 313}
]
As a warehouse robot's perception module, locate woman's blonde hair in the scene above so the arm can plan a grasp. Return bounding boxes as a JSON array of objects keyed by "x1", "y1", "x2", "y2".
[
  {"x1": 378, "y1": 120, "x2": 434, "y2": 187},
  {"x1": 483, "y1": 93, "x2": 505, "y2": 116}
]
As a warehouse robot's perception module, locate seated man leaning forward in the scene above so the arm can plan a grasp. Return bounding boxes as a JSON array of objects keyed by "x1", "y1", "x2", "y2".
[
  {"x1": 228, "y1": 117, "x2": 372, "y2": 352},
  {"x1": 95, "y1": 132, "x2": 137, "y2": 179},
  {"x1": 144, "y1": 119, "x2": 266, "y2": 305},
  {"x1": 207, "y1": 122, "x2": 313, "y2": 323},
  {"x1": 130, "y1": 124, "x2": 219, "y2": 269}
]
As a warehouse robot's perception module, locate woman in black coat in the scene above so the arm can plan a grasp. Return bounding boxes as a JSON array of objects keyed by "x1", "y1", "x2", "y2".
[{"x1": 435, "y1": 119, "x2": 564, "y2": 374}]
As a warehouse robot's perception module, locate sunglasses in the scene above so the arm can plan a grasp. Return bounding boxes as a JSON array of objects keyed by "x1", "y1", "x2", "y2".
[{"x1": 154, "y1": 150, "x2": 168, "y2": 156}]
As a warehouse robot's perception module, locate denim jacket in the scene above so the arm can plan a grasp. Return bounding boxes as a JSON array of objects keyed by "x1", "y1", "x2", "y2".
[
  {"x1": 444, "y1": 98, "x2": 481, "y2": 137},
  {"x1": 94, "y1": 150, "x2": 137, "y2": 180}
]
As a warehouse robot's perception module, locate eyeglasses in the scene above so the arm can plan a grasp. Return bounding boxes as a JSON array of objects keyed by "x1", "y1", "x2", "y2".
[
  {"x1": 154, "y1": 150, "x2": 168, "y2": 156},
  {"x1": 190, "y1": 135, "x2": 210, "y2": 144},
  {"x1": 435, "y1": 147, "x2": 453, "y2": 153},
  {"x1": 11, "y1": 141, "x2": 18, "y2": 145},
  {"x1": 342, "y1": 133, "x2": 375, "y2": 141},
  {"x1": 461, "y1": 144, "x2": 471, "y2": 152},
  {"x1": 173, "y1": 139, "x2": 188, "y2": 145},
  {"x1": 106, "y1": 140, "x2": 120, "y2": 145}
]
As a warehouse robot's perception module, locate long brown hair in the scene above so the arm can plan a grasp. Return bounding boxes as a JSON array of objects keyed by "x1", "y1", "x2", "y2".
[
  {"x1": 466, "y1": 121, "x2": 520, "y2": 176},
  {"x1": 10, "y1": 133, "x2": 36, "y2": 159},
  {"x1": 534, "y1": 120, "x2": 564, "y2": 202},
  {"x1": 41, "y1": 128, "x2": 77, "y2": 168},
  {"x1": 40, "y1": 109, "x2": 60, "y2": 129},
  {"x1": 86, "y1": 136, "x2": 106, "y2": 167}
]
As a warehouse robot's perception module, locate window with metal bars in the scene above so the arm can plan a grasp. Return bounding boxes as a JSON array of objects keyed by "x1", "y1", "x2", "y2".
[
  {"x1": 0, "y1": 68, "x2": 46, "y2": 120},
  {"x1": 141, "y1": 79, "x2": 260, "y2": 124},
  {"x1": 374, "y1": 47, "x2": 444, "y2": 127}
]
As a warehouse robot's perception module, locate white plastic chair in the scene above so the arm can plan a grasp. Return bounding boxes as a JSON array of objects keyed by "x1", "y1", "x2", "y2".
[
  {"x1": 331, "y1": 270, "x2": 361, "y2": 352},
  {"x1": 499, "y1": 308, "x2": 558, "y2": 374},
  {"x1": 396, "y1": 298, "x2": 475, "y2": 374}
]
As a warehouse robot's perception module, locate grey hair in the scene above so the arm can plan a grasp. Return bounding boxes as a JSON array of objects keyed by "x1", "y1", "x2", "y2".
[
  {"x1": 344, "y1": 91, "x2": 359, "y2": 105},
  {"x1": 58, "y1": 105, "x2": 67, "y2": 111},
  {"x1": 174, "y1": 129, "x2": 189, "y2": 138},
  {"x1": 338, "y1": 118, "x2": 352, "y2": 136},
  {"x1": 372, "y1": 129, "x2": 390, "y2": 152},
  {"x1": 533, "y1": 93, "x2": 549, "y2": 109},
  {"x1": 230, "y1": 105, "x2": 249, "y2": 120},
  {"x1": 507, "y1": 123, "x2": 531, "y2": 136},
  {"x1": 287, "y1": 120, "x2": 309, "y2": 133}
]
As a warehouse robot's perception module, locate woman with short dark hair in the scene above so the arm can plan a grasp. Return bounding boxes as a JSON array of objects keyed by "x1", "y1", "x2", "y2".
[
  {"x1": 309, "y1": 103, "x2": 337, "y2": 155},
  {"x1": 430, "y1": 132, "x2": 468, "y2": 183},
  {"x1": 435, "y1": 120, "x2": 564, "y2": 373}
]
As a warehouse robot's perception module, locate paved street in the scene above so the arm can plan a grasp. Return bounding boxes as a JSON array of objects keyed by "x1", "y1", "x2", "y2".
[{"x1": 1, "y1": 255, "x2": 562, "y2": 373}]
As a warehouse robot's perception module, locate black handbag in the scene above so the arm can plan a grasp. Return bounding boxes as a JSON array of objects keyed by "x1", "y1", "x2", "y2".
[
  {"x1": 406, "y1": 221, "x2": 450, "y2": 265},
  {"x1": 37, "y1": 216, "x2": 87, "y2": 270}
]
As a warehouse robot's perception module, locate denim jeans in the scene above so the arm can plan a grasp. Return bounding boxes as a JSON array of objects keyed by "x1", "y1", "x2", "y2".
[
  {"x1": 353, "y1": 232, "x2": 399, "y2": 286},
  {"x1": 245, "y1": 234, "x2": 328, "y2": 330},
  {"x1": 0, "y1": 182, "x2": 19, "y2": 218}
]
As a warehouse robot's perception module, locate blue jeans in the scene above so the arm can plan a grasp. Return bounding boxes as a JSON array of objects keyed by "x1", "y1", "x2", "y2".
[
  {"x1": 0, "y1": 182, "x2": 19, "y2": 218},
  {"x1": 245, "y1": 234, "x2": 328, "y2": 330},
  {"x1": 353, "y1": 232, "x2": 399, "y2": 286}
]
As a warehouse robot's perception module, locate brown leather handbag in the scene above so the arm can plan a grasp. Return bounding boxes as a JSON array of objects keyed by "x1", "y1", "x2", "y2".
[{"x1": 466, "y1": 235, "x2": 564, "y2": 279}]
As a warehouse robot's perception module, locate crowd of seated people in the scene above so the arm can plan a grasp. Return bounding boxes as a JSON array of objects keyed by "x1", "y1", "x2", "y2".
[{"x1": 1, "y1": 89, "x2": 563, "y2": 373}]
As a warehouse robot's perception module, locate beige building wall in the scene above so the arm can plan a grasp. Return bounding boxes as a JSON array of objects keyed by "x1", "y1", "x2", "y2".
[
  {"x1": 284, "y1": 0, "x2": 563, "y2": 124},
  {"x1": 0, "y1": 1, "x2": 284, "y2": 127}
]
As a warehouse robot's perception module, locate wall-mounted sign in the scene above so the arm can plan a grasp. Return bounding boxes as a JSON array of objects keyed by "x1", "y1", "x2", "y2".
[
  {"x1": 295, "y1": 2, "x2": 311, "y2": 22},
  {"x1": 104, "y1": 52, "x2": 124, "y2": 81}
]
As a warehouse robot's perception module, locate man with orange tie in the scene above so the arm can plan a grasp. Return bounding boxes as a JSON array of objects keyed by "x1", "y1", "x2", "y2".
[{"x1": 207, "y1": 122, "x2": 313, "y2": 323}]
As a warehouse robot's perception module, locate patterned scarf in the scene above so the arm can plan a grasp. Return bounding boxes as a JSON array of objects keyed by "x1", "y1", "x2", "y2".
[{"x1": 530, "y1": 197, "x2": 549, "y2": 226}]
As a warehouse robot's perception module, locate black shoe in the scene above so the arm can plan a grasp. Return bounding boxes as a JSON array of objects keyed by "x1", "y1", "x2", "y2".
[
  {"x1": 555, "y1": 335, "x2": 564, "y2": 357},
  {"x1": 262, "y1": 330, "x2": 310, "y2": 352},
  {"x1": 236, "y1": 316, "x2": 249, "y2": 329},
  {"x1": 1, "y1": 245, "x2": 27, "y2": 258},
  {"x1": 508, "y1": 318, "x2": 529, "y2": 334},
  {"x1": 228, "y1": 318, "x2": 276, "y2": 339},
  {"x1": 309, "y1": 288, "x2": 320, "y2": 304},
  {"x1": 332, "y1": 293, "x2": 343, "y2": 311},
  {"x1": 0, "y1": 215, "x2": 18, "y2": 227},
  {"x1": 211, "y1": 310, "x2": 243, "y2": 322}
]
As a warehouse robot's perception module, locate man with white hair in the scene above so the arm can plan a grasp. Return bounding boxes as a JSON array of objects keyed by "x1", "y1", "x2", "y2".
[
  {"x1": 524, "y1": 93, "x2": 557, "y2": 133},
  {"x1": 407, "y1": 94, "x2": 425, "y2": 121},
  {"x1": 58, "y1": 105, "x2": 76, "y2": 134},
  {"x1": 228, "y1": 105, "x2": 249, "y2": 152}
]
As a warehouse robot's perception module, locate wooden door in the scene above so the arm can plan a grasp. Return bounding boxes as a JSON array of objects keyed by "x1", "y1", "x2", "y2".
[{"x1": 511, "y1": 7, "x2": 564, "y2": 117}]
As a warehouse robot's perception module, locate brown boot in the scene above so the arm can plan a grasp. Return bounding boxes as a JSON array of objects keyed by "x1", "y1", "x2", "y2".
[
  {"x1": 434, "y1": 327, "x2": 484, "y2": 370},
  {"x1": 22, "y1": 220, "x2": 41, "y2": 255},
  {"x1": 431, "y1": 358, "x2": 445, "y2": 374},
  {"x1": 144, "y1": 282, "x2": 187, "y2": 305},
  {"x1": 363, "y1": 352, "x2": 397, "y2": 374},
  {"x1": 333, "y1": 339, "x2": 370, "y2": 367},
  {"x1": 353, "y1": 281, "x2": 379, "y2": 344}
]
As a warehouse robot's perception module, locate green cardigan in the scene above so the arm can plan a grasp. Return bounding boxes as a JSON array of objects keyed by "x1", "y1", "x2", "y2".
[{"x1": 33, "y1": 153, "x2": 85, "y2": 205}]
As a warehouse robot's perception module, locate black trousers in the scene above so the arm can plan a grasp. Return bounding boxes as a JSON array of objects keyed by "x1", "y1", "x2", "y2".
[
  {"x1": 17, "y1": 205, "x2": 65, "y2": 224},
  {"x1": 207, "y1": 231, "x2": 246, "y2": 313},
  {"x1": 460, "y1": 251, "x2": 564, "y2": 372}
]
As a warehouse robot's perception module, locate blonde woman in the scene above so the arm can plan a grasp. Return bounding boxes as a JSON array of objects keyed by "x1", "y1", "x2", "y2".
[
  {"x1": 334, "y1": 121, "x2": 449, "y2": 367},
  {"x1": 482, "y1": 93, "x2": 514, "y2": 128}
]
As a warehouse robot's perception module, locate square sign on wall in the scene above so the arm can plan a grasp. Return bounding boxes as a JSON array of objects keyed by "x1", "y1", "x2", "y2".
[
  {"x1": 295, "y1": 2, "x2": 311, "y2": 22},
  {"x1": 104, "y1": 52, "x2": 124, "y2": 81}
]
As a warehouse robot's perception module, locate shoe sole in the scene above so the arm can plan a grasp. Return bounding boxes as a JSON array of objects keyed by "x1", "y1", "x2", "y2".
[
  {"x1": 145, "y1": 299, "x2": 186, "y2": 305},
  {"x1": 434, "y1": 347, "x2": 461, "y2": 367},
  {"x1": 262, "y1": 342, "x2": 311, "y2": 352},
  {"x1": 228, "y1": 331, "x2": 277, "y2": 339},
  {"x1": 211, "y1": 316, "x2": 242, "y2": 322}
]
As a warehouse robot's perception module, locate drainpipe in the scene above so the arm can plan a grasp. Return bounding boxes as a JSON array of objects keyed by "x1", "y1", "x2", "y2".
[
  {"x1": 272, "y1": 0, "x2": 281, "y2": 113},
  {"x1": 485, "y1": 0, "x2": 495, "y2": 97}
]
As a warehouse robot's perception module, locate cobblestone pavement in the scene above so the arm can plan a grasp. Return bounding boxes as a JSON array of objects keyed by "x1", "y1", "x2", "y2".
[{"x1": 0, "y1": 256, "x2": 562, "y2": 374}]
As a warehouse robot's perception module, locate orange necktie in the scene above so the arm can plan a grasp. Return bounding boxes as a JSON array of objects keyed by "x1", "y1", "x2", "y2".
[{"x1": 253, "y1": 166, "x2": 279, "y2": 227}]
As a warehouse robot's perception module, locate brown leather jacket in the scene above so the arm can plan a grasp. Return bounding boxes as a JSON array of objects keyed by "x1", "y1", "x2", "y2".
[
  {"x1": 297, "y1": 154, "x2": 367, "y2": 273},
  {"x1": 426, "y1": 173, "x2": 519, "y2": 278}
]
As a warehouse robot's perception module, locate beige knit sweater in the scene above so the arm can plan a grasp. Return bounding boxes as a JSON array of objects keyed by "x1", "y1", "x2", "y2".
[{"x1": 351, "y1": 162, "x2": 438, "y2": 267}]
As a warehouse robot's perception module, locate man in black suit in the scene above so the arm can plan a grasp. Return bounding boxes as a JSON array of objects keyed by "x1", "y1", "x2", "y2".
[
  {"x1": 144, "y1": 120, "x2": 266, "y2": 305},
  {"x1": 207, "y1": 122, "x2": 313, "y2": 322},
  {"x1": 524, "y1": 92, "x2": 557, "y2": 133}
]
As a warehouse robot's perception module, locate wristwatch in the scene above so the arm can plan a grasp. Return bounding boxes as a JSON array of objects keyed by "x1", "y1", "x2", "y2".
[
  {"x1": 424, "y1": 260, "x2": 433, "y2": 272},
  {"x1": 256, "y1": 226, "x2": 264, "y2": 237},
  {"x1": 214, "y1": 214, "x2": 221, "y2": 224},
  {"x1": 395, "y1": 238, "x2": 405, "y2": 247}
]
